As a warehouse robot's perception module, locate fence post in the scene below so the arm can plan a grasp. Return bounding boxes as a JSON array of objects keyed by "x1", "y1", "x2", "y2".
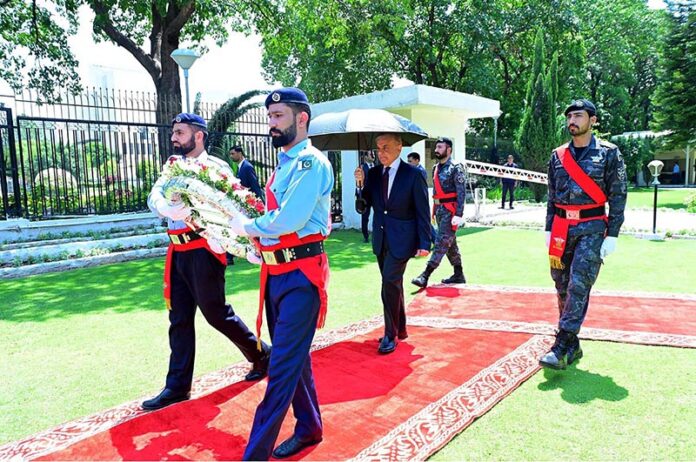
[{"x1": 0, "y1": 108, "x2": 22, "y2": 217}]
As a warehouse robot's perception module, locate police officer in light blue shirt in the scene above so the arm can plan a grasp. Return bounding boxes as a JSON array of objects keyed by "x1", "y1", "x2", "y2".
[{"x1": 229, "y1": 88, "x2": 334, "y2": 461}]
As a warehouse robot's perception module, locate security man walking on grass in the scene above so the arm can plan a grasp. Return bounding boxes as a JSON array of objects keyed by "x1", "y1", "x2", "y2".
[
  {"x1": 228, "y1": 88, "x2": 334, "y2": 460},
  {"x1": 412, "y1": 137, "x2": 467, "y2": 288},
  {"x1": 143, "y1": 113, "x2": 270, "y2": 411},
  {"x1": 540, "y1": 99, "x2": 627, "y2": 370}
]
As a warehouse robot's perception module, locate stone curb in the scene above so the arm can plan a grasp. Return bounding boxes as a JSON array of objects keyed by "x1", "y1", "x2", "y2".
[{"x1": 0, "y1": 247, "x2": 167, "y2": 279}]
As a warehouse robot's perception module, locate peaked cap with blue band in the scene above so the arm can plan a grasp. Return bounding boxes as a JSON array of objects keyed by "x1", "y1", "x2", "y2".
[
  {"x1": 171, "y1": 113, "x2": 208, "y2": 131},
  {"x1": 265, "y1": 87, "x2": 310, "y2": 108}
]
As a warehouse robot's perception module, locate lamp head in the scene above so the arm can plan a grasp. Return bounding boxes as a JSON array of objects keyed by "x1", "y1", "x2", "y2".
[
  {"x1": 648, "y1": 160, "x2": 664, "y2": 178},
  {"x1": 170, "y1": 49, "x2": 200, "y2": 70}
]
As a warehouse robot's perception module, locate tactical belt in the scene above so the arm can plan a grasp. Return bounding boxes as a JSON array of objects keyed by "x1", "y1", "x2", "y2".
[
  {"x1": 555, "y1": 206, "x2": 605, "y2": 220},
  {"x1": 169, "y1": 231, "x2": 203, "y2": 245},
  {"x1": 261, "y1": 241, "x2": 325, "y2": 265},
  {"x1": 433, "y1": 197, "x2": 457, "y2": 204}
]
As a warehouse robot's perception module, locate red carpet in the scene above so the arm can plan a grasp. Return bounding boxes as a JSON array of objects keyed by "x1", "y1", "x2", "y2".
[
  {"x1": 3, "y1": 287, "x2": 695, "y2": 461},
  {"x1": 411, "y1": 285, "x2": 696, "y2": 339}
]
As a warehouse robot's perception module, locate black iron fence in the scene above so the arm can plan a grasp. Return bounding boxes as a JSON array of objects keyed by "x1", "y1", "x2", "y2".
[{"x1": 0, "y1": 110, "x2": 343, "y2": 222}]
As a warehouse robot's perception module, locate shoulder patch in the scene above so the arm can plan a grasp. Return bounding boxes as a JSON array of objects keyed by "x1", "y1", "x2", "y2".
[
  {"x1": 298, "y1": 158, "x2": 313, "y2": 170},
  {"x1": 455, "y1": 166, "x2": 466, "y2": 184}
]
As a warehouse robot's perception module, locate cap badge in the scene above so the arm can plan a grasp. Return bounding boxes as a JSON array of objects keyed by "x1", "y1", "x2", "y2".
[
  {"x1": 272, "y1": 92, "x2": 281, "y2": 102},
  {"x1": 175, "y1": 116, "x2": 182, "y2": 122}
]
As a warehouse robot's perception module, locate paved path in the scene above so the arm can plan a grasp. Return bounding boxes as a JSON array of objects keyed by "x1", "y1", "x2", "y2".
[{"x1": 465, "y1": 202, "x2": 696, "y2": 234}]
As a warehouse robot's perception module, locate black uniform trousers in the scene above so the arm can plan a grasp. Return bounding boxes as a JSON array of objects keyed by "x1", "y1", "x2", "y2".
[
  {"x1": 502, "y1": 182, "x2": 515, "y2": 207},
  {"x1": 377, "y1": 237, "x2": 409, "y2": 340},
  {"x1": 166, "y1": 247, "x2": 263, "y2": 393},
  {"x1": 550, "y1": 231, "x2": 604, "y2": 334}
]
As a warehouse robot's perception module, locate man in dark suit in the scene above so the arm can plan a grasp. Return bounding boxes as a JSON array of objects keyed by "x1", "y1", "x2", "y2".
[
  {"x1": 354, "y1": 133, "x2": 431, "y2": 354},
  {"x1": 356, "y1": 150, "x2": 376, "y2": 243},
  {"x1": 230, "y1": 146, "x2": 265, "y2": 203},
  {"x1": 500, "y1": 154, "x2": 518, "y2": 209}
]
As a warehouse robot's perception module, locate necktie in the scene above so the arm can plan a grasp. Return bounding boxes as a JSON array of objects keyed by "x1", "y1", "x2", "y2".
[{"x1": 382, "y1": 166, "x2": 391, "y2": 202}]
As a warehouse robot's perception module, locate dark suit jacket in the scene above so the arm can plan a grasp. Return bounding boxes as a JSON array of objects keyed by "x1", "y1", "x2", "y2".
[
  {"x1": 360, "y1": 161, "x2": 431, "y2": 259},
  {"x1": 238, "y1": 159, "x2": 265, "y2": 202}
]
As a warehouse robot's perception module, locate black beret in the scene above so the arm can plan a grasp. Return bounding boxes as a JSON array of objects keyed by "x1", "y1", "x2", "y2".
[
  {"x1": 436, "y1": 137, "x2": 453, "y2": 148},
  {"x1": 265, "y1": 87, "x2": 310, "y2": 108},
  {"x1": 171, "y1": 113, "x2": 207, "y2": 130},
  {"x1": 564, "y1": 99, "x2": 596, "y2": 117}
]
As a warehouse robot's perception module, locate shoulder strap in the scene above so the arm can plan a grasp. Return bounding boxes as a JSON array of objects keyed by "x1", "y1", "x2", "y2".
[{"x1": 555, "y1": 146, "x2": 607, "y2": 204}]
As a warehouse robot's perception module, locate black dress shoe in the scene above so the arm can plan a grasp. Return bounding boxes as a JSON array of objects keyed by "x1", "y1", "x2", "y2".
[
  {"x1": 245, "y1": 346, "x2": 271, "y2": 381},
  {"x1": 272, "y1": 434, "x2": 322, "y2": 459},
  {"x1": 141, "y1": 388, "x2": 190, "y2": 411},
  {"x1": 378, "y1": 336, "x2": 397, "y2": 354},
  {"x1": 378, "y1": 331, "x2": 408, "y2": 342}
]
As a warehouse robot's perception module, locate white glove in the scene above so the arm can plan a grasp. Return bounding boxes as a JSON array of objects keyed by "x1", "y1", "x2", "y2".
[
  {"x1": 159, "y1": 201, "x2": 191, "y2": 221},
  {"x1": 229, "y1": 215, "x2": 253, "y2": 237},
  {"x1": 600, "y1": 236, "x2": 618, "y2": 259},
  {"x1": 246, "y1": 251, "x2": 263, "y2": 265},
  {"x1": 451, "y1": 215, "x2": 466, "y2": 227},
  {"x1": 545, "y1": 231, "x2": 551, "y2": 249},
  {"x1": 207, "y1": 238, "x2": 224, "y2": 254}
]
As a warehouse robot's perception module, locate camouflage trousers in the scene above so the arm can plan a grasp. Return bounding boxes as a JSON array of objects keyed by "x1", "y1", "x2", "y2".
[
  {"x1": 427, "y1": 207, "x2": 462, "y2": 269},
  {"x1": 551, "y1": 231, "x2": 604, "y2": 334}
]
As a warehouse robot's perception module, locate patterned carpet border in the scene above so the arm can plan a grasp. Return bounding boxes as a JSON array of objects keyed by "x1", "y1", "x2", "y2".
[
  {"x1": 409, "y1": 317, "x2": 696, "y2": 349},
  {"x1": 350, "y1": 335, "x2": 552, "y2": 461},
  {"x1": 0, "y1": 317, "x2": 384, "y2": 462},
  {"x1": 439, "y1": 283, "x2": 696, "y2": 301}
]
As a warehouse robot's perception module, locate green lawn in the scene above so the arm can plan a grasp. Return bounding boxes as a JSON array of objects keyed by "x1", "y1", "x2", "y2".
[
  {"x1": 1, "y1": 227, "x2": 695, "y2": 456},
  {"x1": 627, "y1": 186, "x2": 695, "y2": 210}
]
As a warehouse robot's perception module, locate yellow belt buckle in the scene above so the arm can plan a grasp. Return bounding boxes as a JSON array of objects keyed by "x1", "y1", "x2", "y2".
[
  {"x1": 567, "y1": 210, "x2": 580, "y2": 220},
  {"x1": 262, "y1": 250, "x2": 277, "y2": 265},
  {"x1": 170, "y1": 234, "x2": 181, "y2": 245}
]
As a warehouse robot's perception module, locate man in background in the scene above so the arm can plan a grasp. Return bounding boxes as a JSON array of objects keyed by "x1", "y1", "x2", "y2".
[
  {"x1": 500, "y1": 154, "x2": 518, "y2": 209},
  {"x1": 407, "y1": 152, "x2": 428, "y2": 180},
  {"x1": 356, "y1": 150, "x2": 377, "y2": 243},
  {"x1": 412, "y1": 138, "x2": 467, "y2": 289},
  {"x1": 230, "y1": 145, "x2": 265, "y2": 202}
]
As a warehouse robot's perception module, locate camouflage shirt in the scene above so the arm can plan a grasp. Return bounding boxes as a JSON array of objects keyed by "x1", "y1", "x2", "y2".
[
  {"x1": 432, "y1": 158, "x2": 467, "y2": 216},
  {"x1": 545, "y1": 136, "x2": 627, "y2": 237}
]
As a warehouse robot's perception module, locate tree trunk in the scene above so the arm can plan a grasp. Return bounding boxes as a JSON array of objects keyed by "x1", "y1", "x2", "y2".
[{"x1": 155, "y1": 40, "x2": 183, "y2": 162}]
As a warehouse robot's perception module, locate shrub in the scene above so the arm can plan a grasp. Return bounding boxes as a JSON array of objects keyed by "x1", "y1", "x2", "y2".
[{"x1": 685, "y1": 192, "x2": 696, "y2": 213}]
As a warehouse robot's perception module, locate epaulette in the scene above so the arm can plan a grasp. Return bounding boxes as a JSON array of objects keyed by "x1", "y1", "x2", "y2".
[
  {"x1": 207, "y1": 155, "x2": 231, "y2": 169},
  {"x1": 598, "y1": 139, "x2": 618, "y2": 149}
]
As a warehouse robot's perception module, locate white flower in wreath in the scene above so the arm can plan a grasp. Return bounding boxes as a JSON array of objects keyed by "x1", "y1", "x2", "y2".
[
  {"x1": 181, "y1": 160, "x2": 202, "y2": 174},
  {"x1": 207, "y1": 167, "x2": 227, "y2": 184}
]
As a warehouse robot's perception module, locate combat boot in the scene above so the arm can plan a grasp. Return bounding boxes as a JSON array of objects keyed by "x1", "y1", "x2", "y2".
[
  {"x1": 539, "y1": 329, "x2": 574, "y2": 370},
  {"x1": 441, "y1": 265, "x2": 466, "y2": 284},
  {"x1": 566, "y1": 334, "x2": 583, "y2": 365},
  {"x1": 411, "y1": 264, "x2": 436, "y2": 288}
]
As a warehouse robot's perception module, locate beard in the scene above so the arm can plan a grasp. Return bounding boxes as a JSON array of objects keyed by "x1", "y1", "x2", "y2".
[
  {"x1": 270, "y1": 122, "x2": 297, "y2": 148},
  {"x1": 568, "y1": 124, "x2": 590, "y2": 136},
  {"x1": 434, "y1": 152, "x2": 447, "y2": 159},
  {"x1": 173, "y1": 134, "x2": 196, "y2": 156}
]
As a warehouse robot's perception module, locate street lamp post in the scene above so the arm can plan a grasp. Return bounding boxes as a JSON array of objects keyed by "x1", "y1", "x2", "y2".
[
  {"x1": 170, "y1": 49, "x2": 200, "y2": 113},
  {"x1": 647, "y1": 160, "x2": 664, "y2": 234}
]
